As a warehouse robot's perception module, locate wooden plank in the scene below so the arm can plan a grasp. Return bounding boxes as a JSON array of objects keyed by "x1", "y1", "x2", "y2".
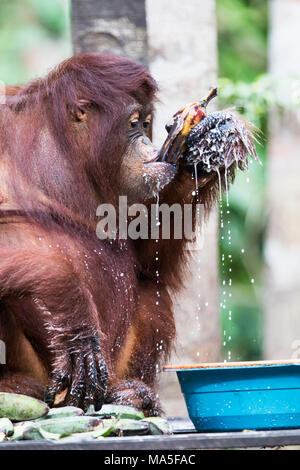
[
  {"x1": 1, "y1": 427, "x2": 300, "y2": 449},
  {"x1": 164, "y1": 359, "x2": 300, "y2": 370}
]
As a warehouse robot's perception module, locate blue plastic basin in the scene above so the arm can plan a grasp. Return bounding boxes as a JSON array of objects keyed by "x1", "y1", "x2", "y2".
[{"x1": 164, "y1": 360, "x2": 300, "y2": 432}]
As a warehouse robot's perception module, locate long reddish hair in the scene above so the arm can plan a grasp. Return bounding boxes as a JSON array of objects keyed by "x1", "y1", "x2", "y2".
[{"x1": 1, "y1": 53, "x2": 158, "y2": 226}]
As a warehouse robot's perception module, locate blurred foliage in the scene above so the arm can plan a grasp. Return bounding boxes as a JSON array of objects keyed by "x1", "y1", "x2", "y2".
[
  {"x1": 216, "y1": 0, "x2": 269, "y2": 361},
  {"x1": 217, "y1": 0, "x2": 300, "y2": 359},
  {"x1": 218, "y1": 77, "x2": 269, "y2": 361},
  {"x1": 218, "y1": 73, "x2": 300, "y2": 361},
  {"x1": 217, "y1": 0, "x2": 268, "y2": 82},
  {"x1": 0, "y1": 0, "x2": 71, "y2": 84}
]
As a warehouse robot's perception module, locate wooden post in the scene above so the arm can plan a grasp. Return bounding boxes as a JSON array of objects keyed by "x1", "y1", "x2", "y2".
[
  {"x1": 71, "y1": 0, "x2": 148, "y2": 65},
  {"x1": 264, "y1": 0, "x2": 300, "y2": 360}
]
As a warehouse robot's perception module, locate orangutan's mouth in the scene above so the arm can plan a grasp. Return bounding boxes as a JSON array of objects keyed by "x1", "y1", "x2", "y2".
[{"x1": 143, "y1": 154, "x2": 160, "y2": 164}]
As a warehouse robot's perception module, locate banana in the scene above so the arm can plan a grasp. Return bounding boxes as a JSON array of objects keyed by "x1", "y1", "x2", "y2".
[
  {"x1": 142, "y1": 417, "x2": 173, "y2": 435},
  {"x1": 6, "y1": 416, "x2": 172, "y2": 442},
  {"x1": 10, "y1": 421, "x2": 34, "y2": 441},
  {"x1": 112, "y1": 418, "x2": 150, "y2": 436},
  {"x1": 37, "y1": 421, "x2": 114, "y2": 442},
  {"x1": 35, "y1": 406, "x2": 84, "y2": 421},
  {"x1": 0, "y1": 393, "x2": 49, "y2": 421},
  {"x1": 0, "y1": 396, "x2": 171, "y2": 442},
  {"x1": 0, "y1": 417, "x2": 14, "y2": 437},
  {"x1": 24, "y1": 416, "x2": 102, "y2": 440},
  {"x1": 87, "y1": 404, "x2": 144, "y2": 420}
]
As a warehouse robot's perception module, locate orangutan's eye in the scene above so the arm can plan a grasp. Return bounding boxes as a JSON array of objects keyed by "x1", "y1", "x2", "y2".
[
  {"x1": 129, "y1": 111, "x2": 140, "y2": 131},
  {"x1": 130, "y1": 119, "x2": 139, "y2": 129},
  {"x1": 143, "y1": 114, "x2": 152, "y2": 131}
]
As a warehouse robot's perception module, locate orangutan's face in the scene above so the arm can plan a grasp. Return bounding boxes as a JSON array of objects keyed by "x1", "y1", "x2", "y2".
[{"x1": 118, "y1": 104, "x2": 177, "y2": 204}]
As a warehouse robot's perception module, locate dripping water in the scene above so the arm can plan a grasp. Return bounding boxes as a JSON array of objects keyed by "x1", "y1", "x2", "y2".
[
  {"x1": 217, "y1": 168, "x2": 233, "y2": 362},
  {"x1": 155, "y1": 194, "x2": 160, "y2": 307},
  {"x1": 155, "y1": 193, "x2": 160, "y2": 223},
  {"x1": 193, "y1": 163, "x2": 202, "y2": 356},
  {"x1": 194, "y1": 162, "x2": 198, "y2": 191},
  {"x1": 224, "y1": 165, "x2": 229, "y2": 207},
  {"x1": 154, "y1": 193, "x2": 162, "y2": 377},
  {"x1": 216, "y1": 168, "x2": 222, "y2": 202}
]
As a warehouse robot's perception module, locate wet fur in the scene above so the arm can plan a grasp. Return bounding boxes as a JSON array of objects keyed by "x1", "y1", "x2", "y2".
[{"x1": 0, "y1": 53, "x2": 245, "y2": 415}]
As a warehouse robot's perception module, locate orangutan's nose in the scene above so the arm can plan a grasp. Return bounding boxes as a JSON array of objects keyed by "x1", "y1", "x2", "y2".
[{"x1": 141, "y1": 136, "x2": 152, "y2": 146}]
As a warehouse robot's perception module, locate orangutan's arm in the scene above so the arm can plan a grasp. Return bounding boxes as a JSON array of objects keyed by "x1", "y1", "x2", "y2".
[{"x1": 135, "y1": 167, "x2": 216, "y2": 289}]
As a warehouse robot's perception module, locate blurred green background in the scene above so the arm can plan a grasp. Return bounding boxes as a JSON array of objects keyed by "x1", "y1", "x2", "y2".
[
  {"x1": 0, "y1": 0, "x2": 272, "y2": 361},
  {"x1": 217, "y1": 0, "x2": 269, "y2": 361},
  {"x1": 0, "y1": 0, "x2": 71, "y2": 83}
]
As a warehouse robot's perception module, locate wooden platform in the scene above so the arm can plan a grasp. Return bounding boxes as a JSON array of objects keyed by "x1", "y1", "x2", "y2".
[{"x1": 1, "y1": 418, "x2": 300, "y2": 450}]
